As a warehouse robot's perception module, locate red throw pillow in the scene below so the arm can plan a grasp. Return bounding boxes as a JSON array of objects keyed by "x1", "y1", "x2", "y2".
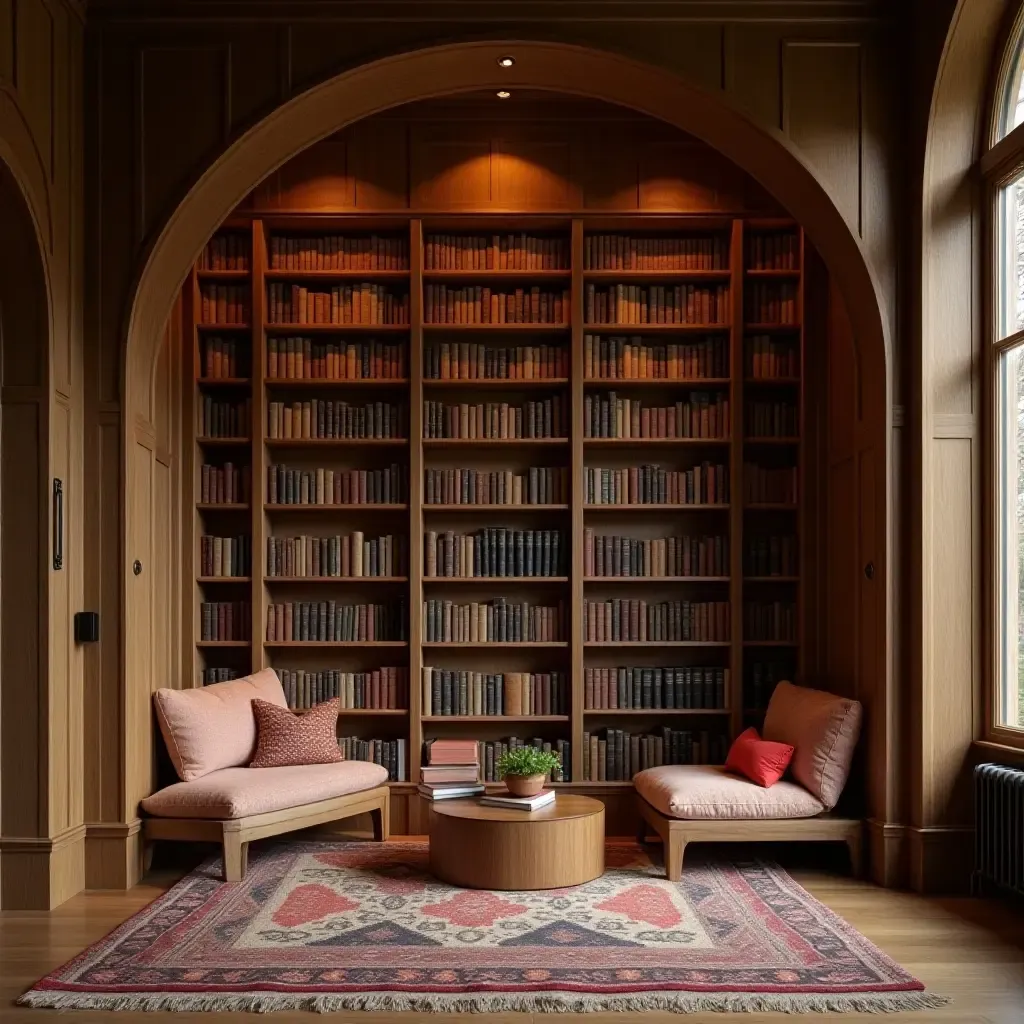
[
  {"x1": 249, "y1": 697, "x2": 345, "y2": 768},
  {"x1": 725, "y1": 727, "x2": 794, "y2": 788}
]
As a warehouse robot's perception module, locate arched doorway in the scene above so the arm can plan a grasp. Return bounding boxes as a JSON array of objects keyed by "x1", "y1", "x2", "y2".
[{"x1": 120, "y1": 41, "x2": 894, "y2": 882}]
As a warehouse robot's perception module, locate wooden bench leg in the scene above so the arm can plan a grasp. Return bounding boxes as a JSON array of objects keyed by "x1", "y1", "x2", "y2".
[
  {"x1": 636, "y1": 815, "x2": 648, "y2": 845},
  {"x1": 222, "y1": 833, "x2": 249, "y2": 882},
  {"x1": 370, "y1": 792, "x2": 390, "y2": 842},
  {"x1": 846, "y1": 828, "x2": 864, "y2": 879},
  {"x1": 666, "y1": 828, "x2": 687, "y2": 882}
]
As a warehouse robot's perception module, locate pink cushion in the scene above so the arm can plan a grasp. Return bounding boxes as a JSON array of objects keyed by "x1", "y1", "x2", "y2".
[
  {"x1": 250, "y1": 698, "x2": 344, "y2": 768},
  {"x1": 140, "y1": 761, "x2": 389, "y2": 819},
  {"x1": 154, "y1": 669, "x2": 288, "y2": 782},
  {"x1": 635, "y1": 764, "x2": 825, "y2": 820},
  {"x1": 762, "y1": 680, "x2": 862, "y2": 809}
]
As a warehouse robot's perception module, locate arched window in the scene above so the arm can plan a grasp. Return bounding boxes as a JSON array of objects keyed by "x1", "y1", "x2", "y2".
[{"x1": 987, "y1": 5, "x2": 1024, "y2": 744}]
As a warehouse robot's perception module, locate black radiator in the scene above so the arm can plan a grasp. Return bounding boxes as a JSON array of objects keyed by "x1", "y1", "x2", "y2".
[{"x1": 973, "y1": 762, "x2": 1024, "y2": 897}]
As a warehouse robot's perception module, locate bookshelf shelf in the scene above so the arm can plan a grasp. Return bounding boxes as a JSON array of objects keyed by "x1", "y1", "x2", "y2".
[
  {"x1": 265, "y1": 378, "x2": 410, "y2": 388},
  {"x1": 264, "y1": 503, "x2": 409, "y2": 512},
  {"x1": 263, "y1": 641, "x2": 409, "y2": 649},
  {"x1": 584, "y1": 503, "x2": 728, "y2": 512},
  {"x1": 423, "y1": 378, "x2": 570, "y2": 389},
  {"x1": 583, "y1": 576, "x2": 728, "y2": 583},
  {"x1": 263, "y1": 576, "x2": 409, "y2": 584},
  {"x1": 422, "y1": 576, "x2": 570, "y2": 584},
  {"x1": 421, "y1": 715, "x2": 570, "y2": 723},
  {"x1": 187, "y1": 216, "x2": 807, "y2": 797}
]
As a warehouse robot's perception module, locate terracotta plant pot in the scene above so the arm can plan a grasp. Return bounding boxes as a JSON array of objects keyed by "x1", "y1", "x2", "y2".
[{"x1": 504, "y1": 773, "x2": 546, "y2": 797}]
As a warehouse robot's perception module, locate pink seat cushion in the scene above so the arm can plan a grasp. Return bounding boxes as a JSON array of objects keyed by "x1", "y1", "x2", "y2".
[
  {"x1": 153, "y1": 670, "x2": 288, "y2": 782},
  {"x1": 635, "y1": 764, "x2": 825, "y2": 820},
  {"x1": 762, "y1": 680, "x2": 862, "y2": 809},
  {"x1": 140, "y1": 761, "x2": 389, "y2": 820}
]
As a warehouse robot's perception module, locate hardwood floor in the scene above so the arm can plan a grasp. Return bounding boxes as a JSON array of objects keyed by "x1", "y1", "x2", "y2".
[{"x1": 1, "y1": 841, "x2": 1021, "y2": 1024}]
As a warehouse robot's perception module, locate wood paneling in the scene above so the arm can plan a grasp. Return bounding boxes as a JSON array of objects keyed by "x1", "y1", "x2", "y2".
[
  {"x1": 783, "y1": 41, "x2": 863, "y2": 235},
  {"x1": 349, "y1": 120, "x2": 408, "y2": 210},
  {"x1": 411, "y1": 133, "x2": 492, "y2": 209},
  {"x1": 15, "y1": 0, "x2": 54, "y2": 177},
  {"x1": 639, "y1": 144, "x2": 743, "y2": 212},
  {"x1": 0, "y1": 0, "x2": 13, "y2": 85},
  {"x1": 254, "y1": 137, "x2": 353, "y2": 211}
]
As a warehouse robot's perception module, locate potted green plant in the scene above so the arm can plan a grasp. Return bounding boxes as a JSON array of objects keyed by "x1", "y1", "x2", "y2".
[{"x1": 495, "y1": 747, "x2": 562, "y2": 797}]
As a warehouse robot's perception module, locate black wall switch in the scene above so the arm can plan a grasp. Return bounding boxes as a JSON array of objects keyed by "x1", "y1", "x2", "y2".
[{"x1": 74, "y1": 611, "x2": 100, "y2": 644}]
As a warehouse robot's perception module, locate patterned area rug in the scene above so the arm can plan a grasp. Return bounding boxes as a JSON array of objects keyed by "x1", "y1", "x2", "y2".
[{"x1": 20, "y1": 841, "x2": 946, "y2": 1013}]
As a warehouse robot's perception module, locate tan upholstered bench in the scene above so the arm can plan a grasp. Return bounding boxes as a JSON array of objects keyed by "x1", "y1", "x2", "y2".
[
  {"x1": 141, "y1": 669, "x2": 390, "y2": 881},
  {"x1": 634, "y1": 681, "x2": 863, "y2": 881}
]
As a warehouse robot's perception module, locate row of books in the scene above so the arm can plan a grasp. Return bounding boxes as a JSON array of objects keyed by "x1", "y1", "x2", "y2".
[
  {"x1": 584, "y1": 463, "x2": 728, "y2": 506},
  {"x1": 200, "y1": 463, "x2": 250, "y2": 505},
  {"x1": 744, "y1": 601, "x2": 798, "y2": 642},
  {"x1": 747, "y1": 233, "x2": 799, "y2": 271},
  {"x1": 424, "y1": 234, "x2": 569, "y2": 271},
  {"x1": 423, "y1": 286, "x2": 570, "y2": 325},
  {"x1": 745, "y1": 536, "x2": 798, "y2": 577},
  {"x1": 584, "y1": 233, "x2": 728, "y2": 271},
  {"x1": 747, "y1": 401, "x2": 798, "y2": 438},
  {"x1": 743, "y1": 465, "x2": 798, "y2": 504},
  {"x1": 584, "y1": 666, "x2": 728, "y2": 711},
  {"x1": 266, "y1": 534, "x2": 407, "y2": 578},
  {"x1": 200, "y1": 233, "x2": 250, "y2": 271},
  {"x1": 746, "y1": 663, "x2": 787, "y2": 711},
  {"x1": 583, "y1": 727, "x2": 729, "y2": 781},
  {"x1": 747, "y1": 336, "x2": 800, "y2": 379},
  {"x1": 747, "y1": 283, "x2": 798, "y2": 325},
  {"x1": 200, "y1": 535, "x2": 251, "y2": 577},
  {"x1": 269, "y1": 234, "x2": 409, "y2": 271},
  {"x1": 265, "y1": 601, "x2": 406, "y2": 643},
  {"x1": 424, "y1": 528, "x2": 565, "y2": 579},
  {"x1": 198, "y1": 397, "x2": 250, "y2": 439},
  {"x1": 583, "y1": 599, "x2": 730, "y2": 643},
  {"x1": 202, "y1": 667, "x2": 239, "y2": 684},
  {"x1": 200, "y1": 602, "x2": 251, "y2": 641},
  {"x1": 583, "y1": 335, "x2": 728, "y2": 381},
  {"x1": 202, "y1": 337, "x2": 247, "y2": 378},
  {"x1": 280, "y1": 667, "x2": 407, "y2": 710},
  {"x1": 424, "y1": 343, "x2": 568, "y2": 381},
  {"x1": 422, "y1": 599, "x2": 566, "y2": 644},
  {"x1": 266, "y1": 400, "x2": 406, "y2": 440},
  {"x1": 423, "y1": 398, "x2": 565, "y2": 440},
  {"x1": 199, "y1": 285, "x2": 250, "y2": 325},
  {"x1": 266, "y1": 284, "x2": 410, "y2": 325},
  {"x1": 267, "y1": 464, "x2": 406, "y2": 506},
  {"x1": 424, "y1": 467, "x2": 568, "y2": 507},
  {"x1": 583, "y1": 532, "x2": 728, "y2": 579},
  {"x1": 421, "y1": 670, "x2": 568, "y2": 718},
  {"x1": 341, "y1": 737, "x2": 406, "y2": 782},
  {"x1": 583, "y1": 393, "x2": 729, "y2": 440},
  {"x1": 584, "y1": 283, "x2": 728, "y2": 326},
  {"x1": 266, "y1": 338, "x2": 407, "y2": 380}
]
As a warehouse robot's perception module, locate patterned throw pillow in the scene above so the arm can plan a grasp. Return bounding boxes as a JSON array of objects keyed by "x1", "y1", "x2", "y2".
[{"x1": 249, "y1": 697, "x2": 345, "y2": 768}]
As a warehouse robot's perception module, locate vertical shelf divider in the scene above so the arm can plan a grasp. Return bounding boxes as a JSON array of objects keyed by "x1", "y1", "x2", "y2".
[
  {"x1": 797, "y1": 227, "x2": 807, "y2": 683},
  {"x1": 570, "y1": 217, "x2": 585, "y2": 784},
  {"x1": 409, "y1": 218, "x2": 424, "y2": 785},
  {"x1": 185, "y1": 267, "x2": 200, "y2": 685},
  {"x1": 729, "y1": 218, "x2": 745, "y2": 738},
  {"x1": 250, "y1": 220, "x2": 267, "y2": 671}
]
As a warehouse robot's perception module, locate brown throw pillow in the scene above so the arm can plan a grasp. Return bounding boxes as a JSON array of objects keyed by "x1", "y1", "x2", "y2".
[{"x1": 249, "y1": 697, "x2": 345, "y2": 768}]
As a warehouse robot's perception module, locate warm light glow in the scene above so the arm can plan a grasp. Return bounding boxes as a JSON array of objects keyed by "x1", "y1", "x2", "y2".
[
  {"x1": 497, "y1": 55, "x2": 516, "y2": 68},
  {"x1": 496, "y1": 90, "x2": 511, "y2": 99}
]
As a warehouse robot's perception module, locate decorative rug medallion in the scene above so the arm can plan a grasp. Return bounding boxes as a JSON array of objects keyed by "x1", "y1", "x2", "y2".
[{"x1": 20, "y1": 841, "x2": 947, "y2": 1013}]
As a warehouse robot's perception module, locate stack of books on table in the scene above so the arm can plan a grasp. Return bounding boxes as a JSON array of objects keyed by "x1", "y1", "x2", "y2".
[
  {"x1": 479, "y1": 789, "x2": 556, "y2": 812},
  {"x1": 418, "y1": 739, "x2": 484, "y2": 801}
]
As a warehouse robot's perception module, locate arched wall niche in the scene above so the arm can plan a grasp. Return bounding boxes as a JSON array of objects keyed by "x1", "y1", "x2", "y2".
[{"x1": 119, "y1": 41, "x2": 894, "y2": 883}]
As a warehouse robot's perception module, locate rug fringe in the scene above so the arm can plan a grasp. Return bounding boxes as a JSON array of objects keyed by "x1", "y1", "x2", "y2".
[{"x1": 17, "y1": 988, "x2": 951, "y2": 1014}]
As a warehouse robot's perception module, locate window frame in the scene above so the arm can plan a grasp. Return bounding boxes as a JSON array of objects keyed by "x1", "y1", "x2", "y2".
[{"x1": 985, "y1": 3, "x2": 1024, "y2": 750}]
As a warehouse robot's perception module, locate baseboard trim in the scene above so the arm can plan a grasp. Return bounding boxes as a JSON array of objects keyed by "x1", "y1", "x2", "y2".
[
  {"x1": 0, "y1": 824, "x2": 86, "y2": 909},
  {"x1": 906, "y1": 825, "x2": 974, "y2": 893},
  {"x1": 85, "y1": 820, "x2": 144, "y2": 890},
  {"x1": 865, "y1": 819, "x2": 906, "y2": 888}
]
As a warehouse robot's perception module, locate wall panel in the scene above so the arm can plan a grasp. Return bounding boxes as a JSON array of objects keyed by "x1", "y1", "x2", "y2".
[{"x1": 15, "y1": 0, "x2": 54, "y2": 177}]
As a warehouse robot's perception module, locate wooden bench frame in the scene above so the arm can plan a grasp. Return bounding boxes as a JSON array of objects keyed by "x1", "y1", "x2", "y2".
[
  {"x1": 636, "y1": 795, "x2": 862, "y2": 881},
  {"x1": 143, "y1": 784, "x2": 390, "y2": 881}
]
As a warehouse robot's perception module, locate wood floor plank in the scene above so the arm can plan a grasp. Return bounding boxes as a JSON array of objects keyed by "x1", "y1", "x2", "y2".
[{"x1": 0, "y1": 847, "x2": 1021, "y2": 1023}]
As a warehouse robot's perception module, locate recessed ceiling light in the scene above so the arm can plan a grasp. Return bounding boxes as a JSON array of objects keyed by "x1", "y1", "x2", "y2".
[
  {"x1": 496, "y1": 90, "x2": 511, "y2": 99},
  {"x1": 497, "y1": 55, "x2": 516, "y2": 68}
]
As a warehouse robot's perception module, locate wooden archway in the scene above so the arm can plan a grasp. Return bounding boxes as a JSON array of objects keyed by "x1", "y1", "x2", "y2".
[{"x1": 122, "y1": 40, "x2": 894, "y2": 877}]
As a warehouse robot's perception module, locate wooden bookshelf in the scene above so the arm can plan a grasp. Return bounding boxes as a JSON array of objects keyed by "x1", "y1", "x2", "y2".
[{"x1": 186, "y1": 216, "x2": 806, "y2": 794}]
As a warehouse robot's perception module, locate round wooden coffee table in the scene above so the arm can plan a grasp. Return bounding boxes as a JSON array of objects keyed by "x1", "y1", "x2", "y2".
[{"x1": 428, "y1": 794, "x2": 605, "y2": 890}]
